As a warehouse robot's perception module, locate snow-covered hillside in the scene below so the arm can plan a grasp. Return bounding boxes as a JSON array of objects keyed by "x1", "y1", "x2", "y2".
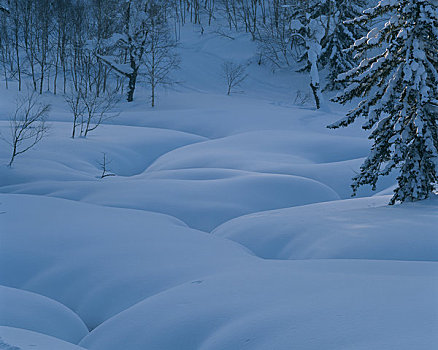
[{"x1": 1, "y1": 24, "x2": 437, "y2": 350}]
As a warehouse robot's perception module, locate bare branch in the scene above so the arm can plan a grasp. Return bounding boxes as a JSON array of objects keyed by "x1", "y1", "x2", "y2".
[{"x1": 221, "y1": 61, "x2": 248, "y2": 96}]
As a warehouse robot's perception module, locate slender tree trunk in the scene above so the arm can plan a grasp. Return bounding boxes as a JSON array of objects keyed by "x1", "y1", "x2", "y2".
[
  {"x1": 3, "y1": 62, "x2": 8, "y2": 89},
  {"x1": 40, "y1": 59, "x2": 45, "y2": 94},
  {"x1": 310, "y1": 83, "x2": 321, "y2": 110},
  {"x1": 63, "y1": 57, "x2": 66, "y2": 94},
  {"x1": 127, "y1": 68, "x2": 137, "y2": 102},
  {"x1": 151, "y1": 83, "x2": 155, "y2": 107},
  {"x1": 72, "y1": 116, "x2": 77, "y2": 138},
  {"x1": 54, "y1": 35, "x2": 60, "y2": 95},
  {"x1": 9, "y1": 143, "x2": 17, "y2": 167},
  {"x1": 15, "y1": 32, "x2": 21, "y2": 91}
]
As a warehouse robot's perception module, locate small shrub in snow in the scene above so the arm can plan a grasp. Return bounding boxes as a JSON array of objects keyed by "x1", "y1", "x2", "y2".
[
  {"x1": 294, "y1": 90, "x2": 312, "y2": 106},
  {"x1": 97, "y1": 153, "x2": 116, "y2": 179}
]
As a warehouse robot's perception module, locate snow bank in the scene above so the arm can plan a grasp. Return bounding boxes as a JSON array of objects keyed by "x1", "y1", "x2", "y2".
[
  {"x1": 80, "y1": 259, "x2": 438, "y2": 350},
  {"x1": 0, "y1": 326, "x2": 87, "y2": 350},
  {"x1": 0, "y1": 121, "x2": 206, "y2": 184},
  {"x1": 0, "y1": 286, "x2": 88, "y2": 343},
  {"x1": 1, "y1": 169, "x2": 339, "y2": 232},
  {"x1": 82, "y1": 171, "x2": 339, "y2": 231},
  {"x1": 147, "y1": 130, "x2": 369, "y2": 170},
  {"x1": 145, "y1": 129, "x2": 379, "y2": 198},
  {"x1": 213, "y1": 195, "x2": 438, "y2": 261},
  {"x1": 0, "y1": 194, "x2": 254, "y2": 329}
]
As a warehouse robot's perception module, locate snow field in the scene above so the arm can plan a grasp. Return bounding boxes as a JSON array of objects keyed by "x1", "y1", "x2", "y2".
[
  {"x1": 0, "y1": 24, "x2": 437, "y2": 350},
  {"x1": 0, "y1": 194, "x2": 255, "y2": 329},
  {"x1": 79, "y1": 259, "x2": 438, "y2": 350}
]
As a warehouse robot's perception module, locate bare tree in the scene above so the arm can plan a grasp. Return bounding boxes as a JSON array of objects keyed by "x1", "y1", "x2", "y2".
[
  {"x1": 64, "y1": 85, "x2": 85, "y2": 138},
  {"x1": 1, "y1": 91, "x2": 50, "y2": 167},
  {"x1": 0, "y1": 6, "x2": 11, "y2": 89},
  {"x1": 66, "y1": 43, "x2": 120, "y2": 138},
  {"x1": 143, "y1": 4, "x2": 180, "y2": 107},
  {"x1": 79, "y1": 84, "x2": 120, "y2": 137},
  {"x1": 221, "y1": 61, "x2": 248, "y2": 95}
]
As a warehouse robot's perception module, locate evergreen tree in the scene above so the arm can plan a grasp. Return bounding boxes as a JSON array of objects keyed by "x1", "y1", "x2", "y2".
[
  {"x1": 320, "y1": 0, "x2": 367, "y2": 90},
  {"x1": 330, "y1": 0, "x2": 438, "y2": 204}
]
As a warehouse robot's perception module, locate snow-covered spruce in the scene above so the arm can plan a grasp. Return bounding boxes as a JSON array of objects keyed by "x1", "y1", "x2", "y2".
[
  {"x1": 330, "y1": 0, "x2": 438, "y2": 204},
  {"x1": 319, "y1": 0, "x2": 367, "y2": 90}
]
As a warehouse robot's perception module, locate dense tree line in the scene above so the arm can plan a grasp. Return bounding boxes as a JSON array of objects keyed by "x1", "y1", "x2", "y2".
[
  {"x1": 0, "y1": 0, "x2": 366, "y2": 106},
  {"x1": 0, "y1": 0, "x2": 180, "y2": 104}
]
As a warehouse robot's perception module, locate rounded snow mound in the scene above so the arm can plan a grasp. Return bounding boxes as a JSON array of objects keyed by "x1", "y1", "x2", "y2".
[
  {"x1": 144, "y1": 130, "x2": 376, "y2": 199},
  {"x1": 82, "y1": 171, "x2": 340, "y2": 231},
  {"x1": 213, "y1": 195, "x2": 438, "y2": 261},
  {"x1": 0, "y1": 286, "x2": 88, "y2": 343},
  {"x1": 147, "y1": 130, "x2": 369, "y2": 171},
  {"x1": 1, "y1": 170, "x2": 340, "y2": 232},
  {"x1": 0, "y1": 194, "x2": 254, "y2": 329},
  {"x1": 0, "y1": 121, "x2": 206, "y2": 186},
  {"x1": 80, "y1": 260, "x2": 438, "y2": 350},
  {"x1": 0, "y1": 326, "x2": 88, "y2": 350}
]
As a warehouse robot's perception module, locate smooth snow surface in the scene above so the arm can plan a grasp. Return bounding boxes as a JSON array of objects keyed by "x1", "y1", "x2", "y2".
[
  {"x1": 0, "y1": 286, "x2": 88, "y2": 343},
  {"x1": 0, "y1": 194, "x2": 254, "y2": 329},
  {"x1": 0, "y1": 326, "x2": 88, "y2": 350},
  {"x1": 213, "y1": 195, "x2": 438, "y2": 260},
  {"x1": 0, "y1": 25, "x2": 437, "y2": 350},
  {"x1": 80, "y1": 260, "x2": 438, "y2": 350}
]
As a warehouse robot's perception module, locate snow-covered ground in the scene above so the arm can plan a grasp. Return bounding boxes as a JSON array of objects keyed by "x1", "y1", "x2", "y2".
[{"x1": 1, "y1": 27, "x2": 437, "y2": 349}]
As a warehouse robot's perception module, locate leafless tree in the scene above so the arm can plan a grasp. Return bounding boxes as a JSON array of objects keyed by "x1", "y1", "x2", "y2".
[
  {"x1": 222, "y1": 61, "x2": 248, "y2": 95},
  {"x1": 79, "y1": 84, "x2": 120, "y2": 137},
  {"x1": 64, "y1": 85, "x2": 85, "y2": 138},
  {"x1": 0, "y1": 8, "x2": 11, "y2": 89},
  {"x1": 1, "y1": 91, "x2": 50, "y2": 167},
  {"x1": 143, "y1": 5, "x2": 180, "y2": 107},
  {"x1": 217, "y1": 0, "x2": 239, "y2": 30},
  {"x1": 237, "y1": 0, "x2": 260, "y2": 40}
]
